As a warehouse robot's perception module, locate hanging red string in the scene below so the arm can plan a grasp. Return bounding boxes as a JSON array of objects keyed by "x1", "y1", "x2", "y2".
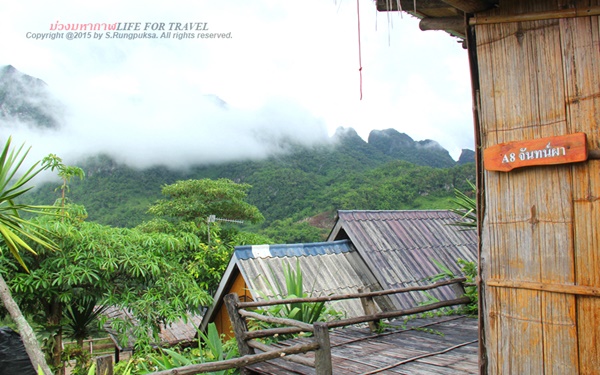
[{"x1": 357, "y1": 0, "x2": 363, "y2": 100}]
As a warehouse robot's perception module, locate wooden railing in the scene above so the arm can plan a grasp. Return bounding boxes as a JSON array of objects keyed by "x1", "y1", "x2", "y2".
[
  {"x1": 148, "y1": 277, "x2": 469, "y2": 375},
  {"x1": 63, "y1": 337, "x2": 115, "y2": 356}
]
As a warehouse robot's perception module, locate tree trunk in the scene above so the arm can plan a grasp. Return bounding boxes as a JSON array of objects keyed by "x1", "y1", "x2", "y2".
[
  {"x1": 48, "y1": 301, "x2": 64, "y2": 375},
  {"x1": 0, "y1": 272, "x2": 53, "y2": 375}
]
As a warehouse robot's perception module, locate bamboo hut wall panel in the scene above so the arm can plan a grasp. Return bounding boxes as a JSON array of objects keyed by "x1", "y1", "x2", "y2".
[
  {"x1": 560, "y1": 4, "x2": 600, "y2": 372},
  {"x1": 473, "y1": 1, "x2": 600, "y2": 373}
]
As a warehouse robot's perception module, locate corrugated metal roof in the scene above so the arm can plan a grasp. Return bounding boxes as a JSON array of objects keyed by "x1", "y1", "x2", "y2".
[
  {"x1": 328, "y1": 210, "x2": 478, "y2": 310},
  {"x1": 103, "y1": 307, "x2": 202, "y2": 350},
  {"x1": 235, "y1": 240, "x2": 353, "y2": 260},
  {"x1": 237, "y1": 239, "x2": 390, "y2": 319}
]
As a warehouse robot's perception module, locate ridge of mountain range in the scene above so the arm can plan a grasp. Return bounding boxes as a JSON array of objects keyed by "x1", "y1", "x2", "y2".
[
  {"x1": 2, "y1": 64, "x2": 475, "y2": 232},
  {"x1": 0, "y1": 64, "x2": 474, "y2": 166}
]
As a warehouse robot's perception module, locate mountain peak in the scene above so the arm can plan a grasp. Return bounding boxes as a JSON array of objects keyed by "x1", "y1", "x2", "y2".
[
  {"x1": 333, "y1": 126, "x2": 361, "y2": 140},
  {"x1": 367, "y1": 128, "x2": 456, "y2": 168},
  {"x1": 0, "y1": 64, "x2": 62, "y2": 129}
]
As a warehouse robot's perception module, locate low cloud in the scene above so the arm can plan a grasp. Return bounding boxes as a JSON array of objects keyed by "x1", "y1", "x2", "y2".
[{"x1": 3, "y1": 79, "x2": 331, "y2": 170}]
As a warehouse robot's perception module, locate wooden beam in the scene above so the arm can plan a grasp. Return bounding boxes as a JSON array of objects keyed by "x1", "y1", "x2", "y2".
[
  {"x1": 238, "y1": 277, "x2": 466, "y2": 308},
  {"x1": 469, "y1": 5, "x2": 600, "y2": 25},
  {"x1": 326, "y1": 296, "x2": 471, "y2": 329},
  {"x1": 419, "y1": 16, "x2": 465, "y2": 31},
  {"x1": 147, "y1": 341, "x2": 321, "y2": 375},
  {"x1": 376, "y1": 0, "x2": 451, "y2": 12},
  {"x1": 238, "y1": 309, "x2": 314, "y2": 332},
  {"x1": 440, "y1": 0, "x2": 496, "y2": 13},
  {"x1": 247, "y1": 340, "x2": 317, "y2": 367},
  {"x1": 487, "y1": 279, "x2": 600, "y2": 297}
]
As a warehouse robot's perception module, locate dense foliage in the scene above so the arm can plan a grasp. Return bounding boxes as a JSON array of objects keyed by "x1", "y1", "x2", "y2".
[
  {"x1": 24, "y1": 135, "x2": 476, "y2": 244},
  {"x1": 2, "y1": 204, "x2": 212, "y2": 368}
]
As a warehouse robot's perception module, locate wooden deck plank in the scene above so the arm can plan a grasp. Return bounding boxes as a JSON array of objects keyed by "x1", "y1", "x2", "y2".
[{"x1": 247, "y1": 316, "x2": 478, "y2": 374}]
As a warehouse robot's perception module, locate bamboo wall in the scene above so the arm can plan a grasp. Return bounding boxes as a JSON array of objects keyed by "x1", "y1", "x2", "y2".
[{"x1": 474, "y1": 1, "x2": 600, "y2": 373}]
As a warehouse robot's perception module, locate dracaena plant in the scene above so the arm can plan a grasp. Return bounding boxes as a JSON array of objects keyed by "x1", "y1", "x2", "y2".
[
  {"x1": 0, "y1": 136, "x2": 60, "y2": 375},
  {"x1": 449, "y1": 180, "x2": 477, "y2": 229},
  {"x1": 253, "y1": 259, "x2": 344, "y2": 334}
]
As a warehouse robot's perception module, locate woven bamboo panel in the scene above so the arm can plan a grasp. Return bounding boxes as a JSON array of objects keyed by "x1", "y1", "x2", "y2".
[{"x1": 475, "y1": 1, "x2": 600, "y2": 373}]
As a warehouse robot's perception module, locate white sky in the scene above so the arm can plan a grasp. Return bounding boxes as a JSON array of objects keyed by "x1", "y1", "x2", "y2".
[{"x1": 0, "y1": 0, "x2": 474, "y2": 169}]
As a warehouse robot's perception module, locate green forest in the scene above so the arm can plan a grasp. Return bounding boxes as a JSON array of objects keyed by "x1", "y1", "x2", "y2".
[
  {"x1": 24, "y1": 129, "x2": 475, "y2": 243},
  {"x1": 1, "y1": 132, "x2": 475, "y2": 374}
]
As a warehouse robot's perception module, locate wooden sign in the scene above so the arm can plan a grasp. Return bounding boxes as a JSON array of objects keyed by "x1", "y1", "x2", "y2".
[{"x1": 484, "y1": 132, "x2": 588, "y2": 172}]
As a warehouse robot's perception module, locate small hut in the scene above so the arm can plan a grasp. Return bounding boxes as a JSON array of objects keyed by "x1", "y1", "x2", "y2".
[
  {"x1": 202, "y1": 209, "x2": 477, "y2": 338},
  {"x1": 200, "y1": 239, "x2": 384, "y2": 339}
]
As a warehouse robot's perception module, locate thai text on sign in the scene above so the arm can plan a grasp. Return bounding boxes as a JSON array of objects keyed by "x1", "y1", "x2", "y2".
[{"x1": 484, "y1": 133, "x2": 588, "y2": 172}]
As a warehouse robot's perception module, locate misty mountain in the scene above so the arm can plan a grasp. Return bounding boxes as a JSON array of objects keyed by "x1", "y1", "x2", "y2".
[
  {"x1": 368, "y1": 128, "x2": 456, "y2": 168},
  {"x1": 24, "y1": 133, "x2": 476, "y2": 229},
  {"x1": 0, "y1": 65, "x2": 63, "y2": 129},
  {"x1": 4, "y1": 64, "x2": 476, "y2": 232},
  {"x1": 458, "y1": 149, "x2": 476, "y2": 165}
]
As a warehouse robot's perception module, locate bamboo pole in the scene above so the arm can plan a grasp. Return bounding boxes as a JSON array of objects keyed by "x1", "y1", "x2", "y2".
[
  {"x1": 244, "y1": 326, "x2": 304, "y2": 340},
  {"x1": 247, "y1": 340, "x2": 317, "y2": 367},
  {"x1": 469, "y1": 6, "x2": 600, "y2": 25},
  {"x1": 237, "y1": 309, "x2": 314, "y2": 332},
  {"x1": 326, "y1": 296, "x2": 471, "y2": 329},
  {"x1": 238, "y1": 278, "x2": 467, "y2": 309},
  {"x1": 147, "y1": 341, "x2": 322, "y2": 375}
]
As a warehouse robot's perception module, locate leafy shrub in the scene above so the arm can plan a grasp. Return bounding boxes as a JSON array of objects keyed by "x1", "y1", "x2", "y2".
[
  {"x1": 428, "y1": 258, "x2": 478, "y2": 315},
  {"x1": 251, "y1": 260, "x2": 344, "y2": 336},
  {"x1": 113, "y1": 323, "x2": 238, "y2": 375}
]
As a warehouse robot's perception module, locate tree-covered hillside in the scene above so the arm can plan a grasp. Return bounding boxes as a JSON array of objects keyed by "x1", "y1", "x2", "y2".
[
  {"x1": 4, "y1": 63, "x2": 476, "y2": 242},
  {"x1": 26, "y1": 130, "x2": 476, "y2": 242}
]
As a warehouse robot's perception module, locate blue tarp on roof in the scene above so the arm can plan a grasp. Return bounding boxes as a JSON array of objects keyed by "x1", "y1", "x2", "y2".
[{"x1": 235, "y1": 239, "x2": 353, "y2": 260}]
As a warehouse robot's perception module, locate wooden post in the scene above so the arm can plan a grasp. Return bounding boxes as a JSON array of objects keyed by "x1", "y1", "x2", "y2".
[
  {"x1": 450, "y1": 282, "x2": 468, "y2": 310},
  {"x1": 450, "y1": 281, "x2": 466, "y2": 299},
  {"x1": 313, "y1": 322, "x2": 332, "y2": 375},
  {"x1": 224, "y1": 293, "x2": 254, "y2": 375},
  {"x1": 359, "y1": 287, "x2": 380, "y2": 332},
  {"x1": 96, "y1": 355, "x2": 113, "y2": 375}
]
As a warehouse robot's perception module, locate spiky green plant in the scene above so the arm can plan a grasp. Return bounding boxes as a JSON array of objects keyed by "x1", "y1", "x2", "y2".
[
  {"x1": 256, "y1": 259, "x2": 343, "y2": 326},
  {"x1": 121, "y1": 323, "x2": 237, "y2": 375},
  {"x1": 0, "y1": 137, "x2": 58, "y2": 268},
  {"x1": 449, "y1": 180, "x2": 477, "y2": 229},
  {"x1": 0, "y1": 136, "x2": 61, "y2": 375}
]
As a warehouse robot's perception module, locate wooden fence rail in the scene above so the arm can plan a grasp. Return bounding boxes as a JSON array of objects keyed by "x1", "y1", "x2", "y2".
[{"x1": 147, "y1": 277, "x2": 469, "y2": 375}]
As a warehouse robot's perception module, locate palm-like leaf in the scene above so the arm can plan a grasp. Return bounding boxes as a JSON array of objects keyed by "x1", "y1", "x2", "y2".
[
  {"x1": 449, "y1": 180, "x2": 477, "y2": 229},
  {"x1": 0, "y1": 136, "x2": 59, "y2": 375},
  {"x1": 0, "y1": 137, "x2": 58, "y2": 270}
]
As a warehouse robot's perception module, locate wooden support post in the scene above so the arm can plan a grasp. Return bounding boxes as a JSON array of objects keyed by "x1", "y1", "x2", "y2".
[
  {"x1": 96, "y1": 355, "x2": 113, "y2": 375},
  {"x1": 224, "y1": 293, "x2": 254, "y2": 375},
  {"x1": 313, "y1": 322, "x2": 332, "y2": 375},
  {"x1": 359, "y1": 287, "x2": 381, "y2": 332},
  {"x1": 450, "y1": 282, "x2": 468, "y2": 309},
  {"x1": 450, "y1": 282, "x2": 466, "y2": 299}
]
